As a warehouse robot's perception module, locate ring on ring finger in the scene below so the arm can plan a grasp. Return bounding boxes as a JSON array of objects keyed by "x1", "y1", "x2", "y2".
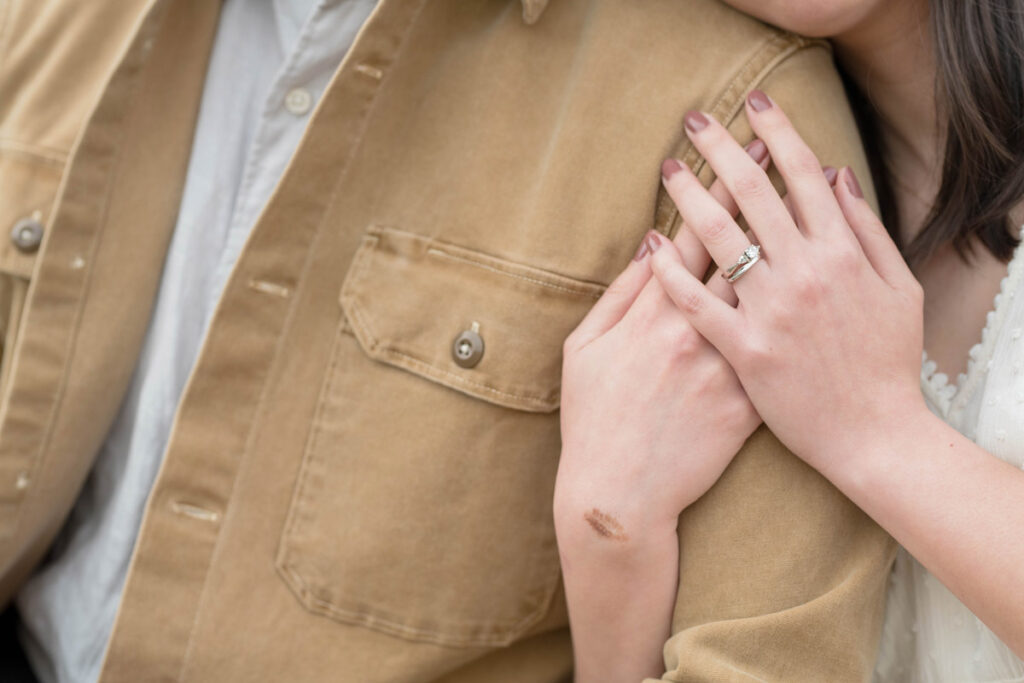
[{"x1": 722, "y1": 244, "x2": 764, "y2": 283}]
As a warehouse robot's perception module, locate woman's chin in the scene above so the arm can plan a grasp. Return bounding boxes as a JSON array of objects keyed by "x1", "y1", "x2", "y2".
[{"x1": 717, "y1": 0, "x2": 883, "y2": 39}]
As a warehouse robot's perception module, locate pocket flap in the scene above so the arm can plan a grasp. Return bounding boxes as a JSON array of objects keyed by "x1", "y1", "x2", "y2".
[{"x1": 340, "y1": 226, "x2": 605, "y2": 413}]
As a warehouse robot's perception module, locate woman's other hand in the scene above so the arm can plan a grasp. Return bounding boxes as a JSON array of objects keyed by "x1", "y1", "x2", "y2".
[
  {"x1": 554, "y1": 152, "x2": 766, "y2": 550},
  {"x1": 651, "y1": 92, "x2": 925, "y2": 483},
  {"x1": 554, "y1": 149, "x2": 767, "y2": 683}
]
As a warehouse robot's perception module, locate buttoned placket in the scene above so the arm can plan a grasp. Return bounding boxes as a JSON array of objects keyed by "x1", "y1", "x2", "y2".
[
  {"x1": 207, "y1": 0, "x2": 377, "y2": 326},
  {"x1": 96, "y1": 1, "x2": 424, "y2": 679}
]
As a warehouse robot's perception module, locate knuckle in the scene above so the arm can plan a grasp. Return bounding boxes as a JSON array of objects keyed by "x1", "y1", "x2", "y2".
[
  {"x1": 789, "y1": 266, "x2": 823, "y2": 302},
  {"x1": 778, "y1": 147, "x2": 822, "y2": 178},
  {"x1": 731, "y1": 169, "x2": 772, "y2": 201},
  {"x1": 736, "y1": 336, "x2": 769, "y2": 371},
  {"x1": 695, "y1": 212, "x2": 735, "y2": 246},
  {"x1": 719, "y1": 390, "x2": 751, "y2": 424},
  {"x1": 833, "y1": 241, "x2": 862, "y2": 271},
  {"x1": 861, "y1": 213, "x2": 888, "y2": 237},
  {"x1": 765, "y1": 295, "x2": 792, "y2": 322},
  {"x1": 709, "y1": 353, "x2": 734, "y2": 380},
  {"x1": 702, "y1": 122, "x2": 732, "y2": 148},
  {"x1": 673, "y1": 285, "x2": 705, "y2": 316},
  {"x1": 663, "y1": 320, "x2": 702, "y2": 356}
]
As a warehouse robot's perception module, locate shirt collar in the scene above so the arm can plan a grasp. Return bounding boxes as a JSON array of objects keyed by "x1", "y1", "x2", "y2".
[{"x1": 521, "y1": 0, "x2": 551, "y2": 24}]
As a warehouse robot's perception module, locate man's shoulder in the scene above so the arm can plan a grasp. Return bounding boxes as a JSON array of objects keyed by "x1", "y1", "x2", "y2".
[{"x1": 0, "y1": 0, "x2": 151, "y2": 153}]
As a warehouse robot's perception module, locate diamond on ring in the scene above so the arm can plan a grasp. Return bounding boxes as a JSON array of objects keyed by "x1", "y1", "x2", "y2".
[{"x1": 722, "y1": 244, "x2": 763, "y2": 283}]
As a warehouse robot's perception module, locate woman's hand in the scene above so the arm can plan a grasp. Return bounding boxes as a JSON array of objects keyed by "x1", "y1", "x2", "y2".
[
  {"x1": 554, "y1": 152, "x2": 765, "y2": 683},
  {"x1": 555, "y1": 162, "x2": 765, "y2": 546},
  {"x1": 650, "y1": 91, "x2": 926, "y2": 481},
  {"x1": 648, "y1": 92, "x2": 1024, "y2": 658}
]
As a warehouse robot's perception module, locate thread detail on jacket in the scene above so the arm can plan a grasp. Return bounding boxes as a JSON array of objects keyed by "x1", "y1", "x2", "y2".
[
  {"x1": 170, "y1": 501, "x2": 220, "y2": 523},
  {"x1": 248, "y1": 278, "x2": 291, "y2": 298},
  {"x1": 355, "y1": 63, "x2": 384, "y2": 80},
  {"x1": 14, "y1": 473, "x2": 29, "y2": 490}
]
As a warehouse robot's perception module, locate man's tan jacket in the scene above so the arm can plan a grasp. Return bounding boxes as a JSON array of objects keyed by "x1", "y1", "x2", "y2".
[{"x1": 0, "y1": 0, "x2": 897, "y2": 680}]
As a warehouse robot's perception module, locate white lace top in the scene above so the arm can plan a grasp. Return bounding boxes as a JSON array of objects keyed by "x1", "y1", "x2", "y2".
[{"x1": 873, "y1": 233, "x2": 1024, "y2": 682}]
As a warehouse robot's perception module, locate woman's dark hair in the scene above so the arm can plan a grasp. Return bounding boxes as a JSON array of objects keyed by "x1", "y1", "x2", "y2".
[{"x1": 842, "y1": 0, "x2": 1024, "y2": 266}]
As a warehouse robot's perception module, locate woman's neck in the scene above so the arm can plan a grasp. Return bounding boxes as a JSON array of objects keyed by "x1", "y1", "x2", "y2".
[{"x1": 831, "y1": 0, "x2": 939, "y2": 245}]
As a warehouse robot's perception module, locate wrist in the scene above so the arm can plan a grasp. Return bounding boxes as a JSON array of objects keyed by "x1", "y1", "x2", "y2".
[
  {"x1": 821, "y1": 394, "x2": 940, "y2": 496},
  {"x1": 557, "y1": 517, "x2": 680, "y2": 582}
]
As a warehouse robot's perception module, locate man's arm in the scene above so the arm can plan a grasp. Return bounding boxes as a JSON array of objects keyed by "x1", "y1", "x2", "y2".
[{"x1": 647, "y1": 43, "x2": 897, "y2": 682}]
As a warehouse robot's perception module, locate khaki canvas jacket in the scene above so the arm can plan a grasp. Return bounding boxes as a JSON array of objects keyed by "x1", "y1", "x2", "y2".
[{"x1": 0, "y1": 0, "x2": 897, "y2": 681}]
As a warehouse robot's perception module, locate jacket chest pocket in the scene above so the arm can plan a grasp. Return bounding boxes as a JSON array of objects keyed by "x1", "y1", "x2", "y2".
[{"x1": 276, "y1": 226, "x2": 604, "y2": 647}]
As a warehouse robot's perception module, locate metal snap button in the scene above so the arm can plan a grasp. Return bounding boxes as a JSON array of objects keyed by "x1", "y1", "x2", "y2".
[
  {"x1": 10, "y1": 215, "x2": 44, "y2": 253},
  {"x1": 452, "y1": 322, "x2": 484, "y2": 368}
]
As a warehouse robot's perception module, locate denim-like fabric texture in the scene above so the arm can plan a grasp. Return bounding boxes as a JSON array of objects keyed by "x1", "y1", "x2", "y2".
[{"x1": 0, "y1": 0, "x2": 895, "y2": 680}]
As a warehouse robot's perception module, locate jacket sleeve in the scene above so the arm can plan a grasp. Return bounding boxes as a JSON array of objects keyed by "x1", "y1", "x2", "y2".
[{"x1": 645, "y1": 43, "x2": 898, "y2": 683}]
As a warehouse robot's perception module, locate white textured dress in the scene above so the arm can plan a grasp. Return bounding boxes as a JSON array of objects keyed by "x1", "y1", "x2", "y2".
[{"x1": 873, "y1": 235, "x2": 1024, "y2": 681}]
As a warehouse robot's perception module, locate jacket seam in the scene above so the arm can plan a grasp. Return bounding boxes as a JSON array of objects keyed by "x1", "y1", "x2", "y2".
[
  {"x1": 0, "y1": 0, "x2": 13, "y2": 74},
  {"x1": 369, "y1": 224, "x2": 608, "y2": 295},
  {"x1": 0, "y1": 140, "x2": 67, "y2": 166},
  {"x1": 655, "y1": 33, "x2": 821, "y2": 239}
]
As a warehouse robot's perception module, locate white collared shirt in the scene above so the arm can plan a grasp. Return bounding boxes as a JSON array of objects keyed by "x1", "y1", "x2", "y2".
[{"x1": 16, "y1": 1, "x2": 378, "y2": 681}]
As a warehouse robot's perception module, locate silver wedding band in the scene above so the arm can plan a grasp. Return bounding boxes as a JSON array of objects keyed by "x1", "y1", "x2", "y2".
[{"x1": 722, "y1": 244, "x2": 763, "y2": 283}]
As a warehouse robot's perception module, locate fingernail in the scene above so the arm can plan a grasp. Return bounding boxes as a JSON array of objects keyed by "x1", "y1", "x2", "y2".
[
  {"x1": 684, "y1": 110, "x2": 710, "y2": 133},
  {"x1": 844, "y1": 167, "x2": 864, "y2": 198},
  {"x1": 823, "y1": 166, "x2": 838, "y2": 186},
  {"x1": 661, "y1": 158, "x2": 684, "y2": 182},
  {"x1": 745, "y1": 139, "x2": 768, "y2": 164},
  {"x1": 645, "y1": 231, "x2": 663, "y2": 254},
  {"x1": 634, "y1": 231, "x2": 652, "y2": 261},
  {"x1": 747, "y1": 89, "x2": 773, "y2": 113}
]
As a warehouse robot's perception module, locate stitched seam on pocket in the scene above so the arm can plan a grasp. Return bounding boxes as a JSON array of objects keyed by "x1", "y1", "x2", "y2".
[
  {"x1": 340, "y1": 231, "x2": 565, "y2": 410},
  {"x1": 276, "y1": 323, "x2": 560, "y2": 647},
  {"x1": 368, "y1": 225, "x2": 606, "y2": 296},
  {"x1": 277, "y1": 561, "x2": 552, "y2": 646},
  {"x1": 276, "y1": 318, "x2": 348, "y2": 604},
  {"x1": 425, "y1": 248, "x2": 601, "y2": 299},
  {"x1": 347, "y1": 295, "x2": 558, "y2": 409}
]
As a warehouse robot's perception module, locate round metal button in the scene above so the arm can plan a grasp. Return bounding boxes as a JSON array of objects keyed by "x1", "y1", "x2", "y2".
[
  {"x1": 284, "y1": 87, "x2": 313, "y2": 116},
  {"x1": 452, "y1": 328, "x2": 484, "y2": 368},
  {"x1": 10, "y1": 216, "x2": 44, "y2": 253}
]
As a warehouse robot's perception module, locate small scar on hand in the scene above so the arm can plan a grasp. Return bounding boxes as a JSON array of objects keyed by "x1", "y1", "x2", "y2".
[{"x1": 584, "y1": 508, "x2": 628, "y2": 542}]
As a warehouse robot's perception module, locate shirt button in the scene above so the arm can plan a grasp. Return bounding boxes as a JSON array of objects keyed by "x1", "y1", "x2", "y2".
[
  {"x1": 284, "y1": 87, "x2": 313, "y2": 116},
  {"x1": 452, "y1": 324, "x2": 484, "y2": 368},
  {"x1": 10, "y1": 215, "x2": 44, "y2": 253}
]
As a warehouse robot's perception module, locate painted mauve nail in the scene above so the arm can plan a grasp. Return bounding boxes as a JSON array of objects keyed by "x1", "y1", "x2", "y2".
[
  {"x1": 823, "y1": 166, "x2": 838, "y2": 186},
  {"x1": 634, "y1": 232, "x2": 652, "y2": 261},
  {"x1": 845, "y1": 167, "x2": 864, "y2": 198},
  {"x1": 661, "y1": 158, "x2": 683, "y2": 181},
  {"x1": 684, "y1": 110, "x2": 709, "y2": 133},
  {"x1": 645, "y1": 231, "x2": 663, "y2": 254},
  {"x1": 747, "y1": 89, "x2": 773, "y2": 112},
  {"x1": 745, "y1": 139, "x2": 768, "y2": 164}
]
